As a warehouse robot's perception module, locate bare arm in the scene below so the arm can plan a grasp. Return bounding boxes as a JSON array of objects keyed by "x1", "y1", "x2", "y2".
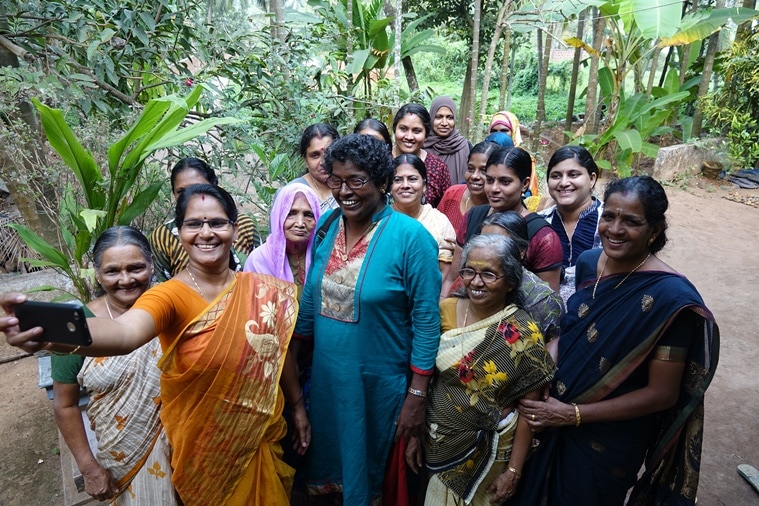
[
  {"x1": 53, "y1": 381, "x2": 118, "y2": 500},
  {"x1": 395, "y1": 372, "x2": 432, "y2": 442},
  {"x1": 536, "y1": 267, "x2": 561, "y2": 292},
  {"x1": 279, "y1": 346, "x2": 310, "y2": 455},
  {"x1": 440, "y1": 244, "x2": 462, "y2": 300},
  {"x1": 3, "y1": 293, "x2": 155, "y2": 356},
  {"x1": 520, "y1": 357, "x2": 686, "y2": 429}
]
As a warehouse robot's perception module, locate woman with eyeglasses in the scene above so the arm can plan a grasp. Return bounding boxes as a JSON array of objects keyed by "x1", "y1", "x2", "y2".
[
  {"x1": 405, "y1": 234, "x2": 555, "y2": 505},
  {"x1": 150, "y1": 157, "x2": 261, "y2": 282},
  {"x1": 4, "y1": 184, "x2": 308, "y2": 505},
  {"x1": 293, "y1": 134, "x2": 441, "y2": 505}
]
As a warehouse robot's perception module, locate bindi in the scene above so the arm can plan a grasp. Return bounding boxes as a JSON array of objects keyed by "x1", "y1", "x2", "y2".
[{"x1": 201, "y1": 194, "x2": 205, "y2": 201}]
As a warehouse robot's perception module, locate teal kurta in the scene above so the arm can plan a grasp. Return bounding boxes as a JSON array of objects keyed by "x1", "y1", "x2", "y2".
[{"x1": 294, "y1": 205, "x2": 442, "y2": 505}]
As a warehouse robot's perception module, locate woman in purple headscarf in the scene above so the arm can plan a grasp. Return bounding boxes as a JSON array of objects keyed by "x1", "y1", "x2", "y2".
[
  {"x1": 244, "y1": 183, "x2": 322, "y2": 298},
  {"x1": 424, "y1": 96, "x2": 471, "y2": 185}
]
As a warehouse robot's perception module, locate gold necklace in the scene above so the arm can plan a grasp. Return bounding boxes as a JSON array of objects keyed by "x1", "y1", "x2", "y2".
[
  {"x1": 592, "y1": 252, "x2": 651, "y2": 299},
  {"x1": 104, "y1": 295, "x2": 115, "y2": 320},
  {"x1": 187, "y1": 267, "x2": 205, "y2": 298}
]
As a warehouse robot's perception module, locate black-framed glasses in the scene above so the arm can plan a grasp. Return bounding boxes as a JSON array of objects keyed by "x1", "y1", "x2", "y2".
[
  {"x1": 325, "y1": 175, "x2": 370, "y2": 190},
  {"x1": 459, "y1": 267, "x2": 505, "y2": 284},
  {"x1": 181, "y1": 219, "x2": 234, "y2": 231}
]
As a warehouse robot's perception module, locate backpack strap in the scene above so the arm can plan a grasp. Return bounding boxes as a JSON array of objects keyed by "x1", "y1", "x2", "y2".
[
  {"x1": 524, "y1": 212, "x2": 550, "y2": 239},
  {"x1": 464, "y1": 204, "x2": 491, "y2": 245},
  {"x1": 314, "y1": 208, "x2": 342, "y2": 249}
]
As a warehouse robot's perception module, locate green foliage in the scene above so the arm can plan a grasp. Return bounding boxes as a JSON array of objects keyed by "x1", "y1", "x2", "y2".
[
  {"x1": 3, "y1": 0, "x2": 203, "y2": 119},
  {"x1": 4, "y1": 89, "x2": 238, "y2": 302},
  {"x1": 701, "y1": 29, "x2": 759, "y2": 170}
]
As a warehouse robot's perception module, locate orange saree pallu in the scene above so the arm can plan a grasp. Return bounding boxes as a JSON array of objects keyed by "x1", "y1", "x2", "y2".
[{"x1": 157, "y1": 273, "x2": 299, "y2": 505}]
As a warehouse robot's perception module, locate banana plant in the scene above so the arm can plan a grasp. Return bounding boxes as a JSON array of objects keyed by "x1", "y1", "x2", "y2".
[
  {"x1": 564, "y1": 0, "x2": 759, "y2": 174},
  {"x1": 6, "y1": 87, "x2": 240, "y2": 302}
]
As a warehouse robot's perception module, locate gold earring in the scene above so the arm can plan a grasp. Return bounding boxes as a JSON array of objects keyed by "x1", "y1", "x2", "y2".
[{"x1": 648, "y1": 237, "x2": 655, "y2": 245}]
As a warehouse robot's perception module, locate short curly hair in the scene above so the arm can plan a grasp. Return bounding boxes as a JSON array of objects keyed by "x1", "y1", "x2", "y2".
[{"x1": 323, "y1": 133, "x2": 395, "y2": 189}]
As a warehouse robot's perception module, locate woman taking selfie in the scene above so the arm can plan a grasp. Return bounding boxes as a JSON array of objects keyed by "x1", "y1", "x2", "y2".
[{"x1": 5, "y1": 185, "x2": 307, "y2": 505}]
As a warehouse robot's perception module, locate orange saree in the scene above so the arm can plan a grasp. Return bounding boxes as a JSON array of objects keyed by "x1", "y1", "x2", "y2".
[{"x1": 139, "y1": 273, "x2": 298, "y2": 505}]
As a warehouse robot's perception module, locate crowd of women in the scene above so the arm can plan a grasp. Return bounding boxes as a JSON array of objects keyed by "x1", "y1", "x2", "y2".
[{"x1": 1, "y1": 97, "x2": 719, "y2": 506}]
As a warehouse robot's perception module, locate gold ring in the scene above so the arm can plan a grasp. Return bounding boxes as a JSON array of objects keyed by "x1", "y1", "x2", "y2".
[{"x1": 531, "y1": 414, "x2": 536, "y2": 421}]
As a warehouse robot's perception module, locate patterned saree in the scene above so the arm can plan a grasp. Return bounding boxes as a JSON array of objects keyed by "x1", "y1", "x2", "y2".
[
  {"x1": 157, "y1": 273, "x2": 299, "y2": 505},
  {"x1": 424, "y1": 303, "x2": 555, "y2": 504}
]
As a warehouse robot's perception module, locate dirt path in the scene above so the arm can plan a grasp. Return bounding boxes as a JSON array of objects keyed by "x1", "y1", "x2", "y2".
[{"x1": 1, "y1": 182, "x2": 758, "y2": 504}]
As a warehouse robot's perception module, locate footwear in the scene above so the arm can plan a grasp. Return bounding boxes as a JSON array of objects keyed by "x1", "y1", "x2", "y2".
[{"x1": 738, "y1": 464, "x2": 759, "y2": 494}]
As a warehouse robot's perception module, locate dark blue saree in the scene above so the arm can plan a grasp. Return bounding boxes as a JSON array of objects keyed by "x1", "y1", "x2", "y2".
[{"x1": 510, "y1": 249, "x2": 719, "y2": 505}]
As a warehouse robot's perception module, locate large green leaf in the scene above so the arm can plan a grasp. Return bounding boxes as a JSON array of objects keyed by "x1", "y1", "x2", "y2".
[
  {"x1": 598, "y1": 67, "x2": 615, "y2": 107},
  {"x1": 118, "y1": 182, "x2": 164, "y2": 225},
  {"x1": 631, "y1": 0, "x2": 682, "y2": 39},
  {"x1": 615, "y1": 129, "x2": 642, "y2": 152},
  {"x1": 33, "y1": 99, "x2": 104, "y2": 209},
  {"x1": 639, "y1": 91, "x2": 690, "y2": 115},
  {"x1": 80, "y1": 208, "x2": 107, "y2": 233},
  {"x1": 108, "y1": 99, "x2": 171, "y2": 175},
  {"x1": 142, "y1": 117, "x2": 242, "y2": 154},
  {"x1": 619, "y1": 93, "x2": 650, "y2": 122},
  {"x1": 659, "y1": 7, "x2": 759, "y2": 47},
  {"x1": 7, "y1": 224, "x2": 71, "y2": 272}
]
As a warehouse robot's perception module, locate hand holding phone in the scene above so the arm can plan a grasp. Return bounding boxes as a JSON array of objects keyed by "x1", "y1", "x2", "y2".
[{"x1": 15, "y1": 301, "x2": 93, "y2": 346}]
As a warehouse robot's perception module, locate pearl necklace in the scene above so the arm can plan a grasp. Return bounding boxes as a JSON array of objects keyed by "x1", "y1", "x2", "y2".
[{"x1": 592, "y1": 252, "x2": 651, "y2": 299}]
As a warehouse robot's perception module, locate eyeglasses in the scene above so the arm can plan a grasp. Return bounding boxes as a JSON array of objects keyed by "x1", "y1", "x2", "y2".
[
  {"x1": 459, "y1": 268, "x2": 505, "y2": 284},
  {"x1": 181, "y1": 219, "x2": 234, "y2": 231},
  {"x1": 325, "y1": 176, "x2": 370, "y2": 190}
]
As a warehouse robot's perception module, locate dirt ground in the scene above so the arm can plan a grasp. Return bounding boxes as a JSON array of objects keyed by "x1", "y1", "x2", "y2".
[{"x1": 0, "y1": 177, "x2": 758, "y2": 505}]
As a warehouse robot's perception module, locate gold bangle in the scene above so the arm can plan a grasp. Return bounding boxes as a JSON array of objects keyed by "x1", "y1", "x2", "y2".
[
  {"x1": 67, "y1": 345, "x2": 81, "y2": 355},
  {"x1": 572, "y1": 403, "x2": 581, "y2": 426},
  {"x1": 507, "y1": 466, "x2": 521, "y2": 479}
]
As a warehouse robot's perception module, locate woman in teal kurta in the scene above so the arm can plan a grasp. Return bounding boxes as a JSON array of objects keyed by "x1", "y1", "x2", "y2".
[{"x1": 293, "y1": 133, "x2": 442, "y2": 505}]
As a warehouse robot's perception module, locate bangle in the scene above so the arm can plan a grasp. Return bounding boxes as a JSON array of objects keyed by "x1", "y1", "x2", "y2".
[
  {"x1": 68, "y1": 345, "x2": 81, "y2": 355},
  {"x1": 572, "y1": 403, "x2": 581, "y2": 426},
  {"x1": 290, "y1": 392, "x2": 304, "y2": 406},
  {"x1": 407, "y1": 387, "x2": 427, "y2": 398},
  {"x1": 507, "y1": 466, "x2": 521, "y2": 479}
]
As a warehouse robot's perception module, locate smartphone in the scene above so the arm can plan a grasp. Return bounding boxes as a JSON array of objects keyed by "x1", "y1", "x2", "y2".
[{"x1": 15, "y1": 301, "x2": 93, "y2": 346}]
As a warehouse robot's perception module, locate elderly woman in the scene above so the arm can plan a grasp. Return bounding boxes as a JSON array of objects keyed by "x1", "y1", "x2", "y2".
[
  {"x1": 424, "y1": 96, "x2": 471, "y2": 184},
  {"x1": 294, "y1": 134, "x2": 441, "y2": 505},
  {"x1": 538, "y1": 145, "x2": 603, "y2": 304},
  {"x1": 513, "y1": 176, "x2": 719, "y2": 505},
  {"x1": 392, "y1": 103, "x2": 452, "y2": 207},
  {"x1": 480, "y1": 211, "x2": 565, "y2": 342},
  {"x1": 244, "y1": 183, "x2": 321, "y2": 298},
  {"x1": 52, "y1": 226, "x2": 175, "y2": 504},
  {"x1": 406, "y1": 234, "x2": 555, "y2": 505},
  {"x1": 288, "y1": 123, "x2": 341, "y2": 212},
  {"x1": 150, "y1": 157, "x2": 261, "y2": 281},
  {"x1": 5, "y1": 185, "x2": 308, "y2": 505},
  {"x1": 392, "y1": 153, "x2": 456, "y2": 288}
]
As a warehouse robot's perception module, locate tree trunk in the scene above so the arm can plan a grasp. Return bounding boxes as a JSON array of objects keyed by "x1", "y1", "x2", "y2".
[
  {"x1": 692, "y1": 0, "x2": 725, "y2": 137},
  {"x1": 463, "y1": 0, "x2": 483, "y2": 139},
  {"x1": 459, "y1": 60, "x2": 473, "y2": 132},
  {"x1": 585, "y1": 8, "x2": 605, "y2": 135},
  {"x1": 507, "y1": 43, "x2": 515, "y2": 110},
  {"x1": 476, "y1": 0, "x2": 511, "y2": 143},
  {"x1": 735, "y1": 0, "x2": 756, "y2": 42},
  {"x1": 565, "y1": 8, "x2": 587, "y2": 141},
  {"x1": 392, "y1": 0, "x2": 402, "y2": 107},
  {"x1": 646, "y1": 46, "x2": 661, "y2": 96},
  {"x1": 678, "y1": 0, "x2": 698, "y2": 87},
  {"x1": 0, "y1": 36, "x2": 56, "y2": 244},
  {"x1": 498, "y1": 28, "x2": 512, "y2": 111},
  {"x1": 534, "y1": 27, "x2": 551, "y2": 151},
  {"x1": 402, "y1": 56, "x2": 419, "y2": 93}
]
